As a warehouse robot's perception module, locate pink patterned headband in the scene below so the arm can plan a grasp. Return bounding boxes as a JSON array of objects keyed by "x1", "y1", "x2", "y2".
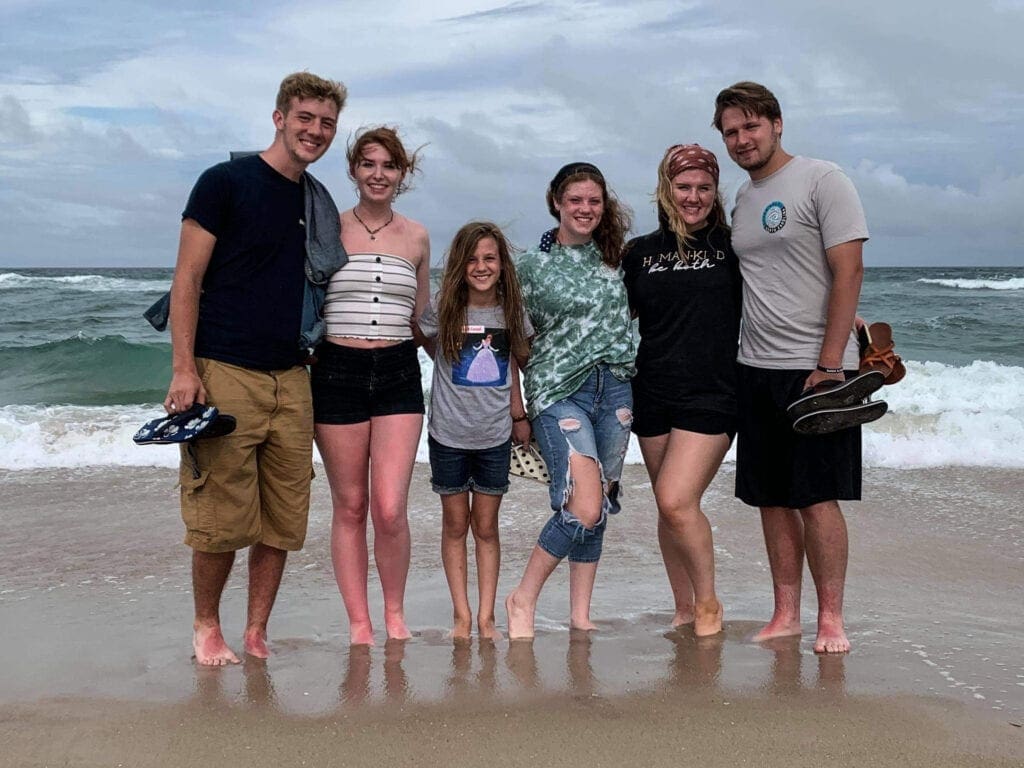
[{"x1": 665, "y1": 144, "x2": 719, "y2": 185}]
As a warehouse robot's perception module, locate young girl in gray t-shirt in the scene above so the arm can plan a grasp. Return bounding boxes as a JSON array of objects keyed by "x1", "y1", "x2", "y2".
[{"x1": 416, "y1": 222, "x2": 532, "y2": 640}]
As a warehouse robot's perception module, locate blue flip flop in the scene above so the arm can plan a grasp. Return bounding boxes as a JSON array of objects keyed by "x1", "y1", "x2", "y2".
[{"x1": 133, "y1": 404, "x2": 236, "y2": 445}]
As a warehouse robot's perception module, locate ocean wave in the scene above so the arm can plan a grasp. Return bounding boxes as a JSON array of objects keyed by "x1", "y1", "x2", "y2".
[
  {"x1": 916, "y1": 277, "x2": 1024, "y2": 291},
  {"x1": 2, "y1": 360, "x2": 1022, "y2": 470},
  {"x1": 0, "y1": 335, "x2": 170, "y2": 406},
  {"x1": 0, "y1": 272, "x2": 170, "y2": 293}
]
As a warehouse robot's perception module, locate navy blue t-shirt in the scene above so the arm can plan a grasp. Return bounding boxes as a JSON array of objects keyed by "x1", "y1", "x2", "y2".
[{"x1": 183, "y1": 155, "x2": 306, "y2": 370}]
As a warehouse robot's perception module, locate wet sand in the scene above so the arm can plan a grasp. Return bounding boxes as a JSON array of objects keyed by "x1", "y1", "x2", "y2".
[{"x1": 1, "y1": 465, "x2": 1022, "y2": 766}]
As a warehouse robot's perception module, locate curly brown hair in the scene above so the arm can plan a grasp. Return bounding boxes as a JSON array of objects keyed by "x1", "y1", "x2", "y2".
[
  {"x1": 546, "y1": 169, "x2": 632, "y2": 268},
  {"x1": 436, "y1": 222, "x2": 529, "y2": 365}
]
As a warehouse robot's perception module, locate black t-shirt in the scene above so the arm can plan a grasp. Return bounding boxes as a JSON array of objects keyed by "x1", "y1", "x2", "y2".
[
  {"x1": 182, "y1": 155, "x2": 306, "y2": 370},
  {"x1": 622, "y1": 224, "x2": 742, "y2": 414}
]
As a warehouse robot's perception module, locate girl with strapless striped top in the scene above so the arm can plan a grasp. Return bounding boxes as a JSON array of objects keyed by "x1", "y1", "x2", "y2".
[{"x1": 311, "y1": 126, "x2": 431, "y2": 646}]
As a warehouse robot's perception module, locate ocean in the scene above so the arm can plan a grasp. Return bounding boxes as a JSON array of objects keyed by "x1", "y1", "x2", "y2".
[{"x1": 1, "y1": 266, "x2": 1022, "y2": 471}]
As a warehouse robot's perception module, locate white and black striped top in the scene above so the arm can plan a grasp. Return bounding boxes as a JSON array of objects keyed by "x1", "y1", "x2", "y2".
[{"x1": 324, "y1": 253, "x2": 417, "y2": 340}]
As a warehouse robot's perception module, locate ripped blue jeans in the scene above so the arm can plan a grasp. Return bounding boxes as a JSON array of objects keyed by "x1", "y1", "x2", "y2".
[{"x1": 532, "y1": 365, "x2": 633, "y2": 563}]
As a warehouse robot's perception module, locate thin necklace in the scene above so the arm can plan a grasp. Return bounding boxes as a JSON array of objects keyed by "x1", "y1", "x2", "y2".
[{"x1": 352, "y1": 208, "x2": 394, "y2": 241}]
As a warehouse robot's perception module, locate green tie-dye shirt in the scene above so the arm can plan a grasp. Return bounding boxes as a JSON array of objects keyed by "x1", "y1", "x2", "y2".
[{"x1": 518, "y1": 240, "x2": 637, "y2": 419}]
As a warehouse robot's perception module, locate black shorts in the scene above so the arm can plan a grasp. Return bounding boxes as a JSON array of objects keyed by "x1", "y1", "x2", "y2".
[
  {"x1": 631, "y1": 397, "x2": 736, "y2": 440},
  {"x1": 311, "y1": 340, "x2": 425, "y2": 425},
  {"x1": 735, "y1": 364, "x2": 861, "y2": 509}
]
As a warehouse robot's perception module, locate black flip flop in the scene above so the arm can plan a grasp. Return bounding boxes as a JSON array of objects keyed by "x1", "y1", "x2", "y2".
[
  {"x1": 792, "y1": 399, "x2": 888, "y2": 435},
  {"x1": 787, "y1": 370, "x2": 885, "y2": 421}
]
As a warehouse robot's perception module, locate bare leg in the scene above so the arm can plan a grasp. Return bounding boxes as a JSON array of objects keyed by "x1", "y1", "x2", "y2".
[
  {"x1": 192, "y1": 549, "x2": 240, "y2": 665},
  {"x1": 801, "y1": 500, "x2": 850, "y2": 653},
  {"x1": 639, "y1": 434, "x2": 694, "y2": 626},
  {"x1": 563, "y1": 450, "x2": 606, "y2": 629},
  {"x1": 440, "y1": 492, "x2": 473, "y2": 639},
  {"x1": 644, "y1": 430, "x2": 730, "y2": 637},
  {"x1": 316, "y1": 421, "x2": 374, "y2": 646},
  {"x1": 243, "y1": 542, "x2": 287, "y2": 658},
  {"x1": 469, "y1": 492, "x2": 503, "y2": 640},
  {"x1": 754, "y1": 506, "x2": 804, "y2": 642},
  {"x1": 505, "y1": 545, "x2": 560, "y2": 639},
  {"x1": 369, "y1": 413, "x2": 422, "y2": 640},
  {"x1": 569, "y1": 560, "x2": 598, "y2": 630}
]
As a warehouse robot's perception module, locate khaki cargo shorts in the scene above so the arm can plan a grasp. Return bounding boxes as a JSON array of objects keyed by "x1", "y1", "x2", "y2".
[{"x1": 180, "y1": 358, "x2": 314, "y2": 553}]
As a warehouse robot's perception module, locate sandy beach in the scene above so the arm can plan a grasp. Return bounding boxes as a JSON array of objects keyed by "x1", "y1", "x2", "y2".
[{"x1": 2, "y1": 464, "x2": 1022, "y2": 766}]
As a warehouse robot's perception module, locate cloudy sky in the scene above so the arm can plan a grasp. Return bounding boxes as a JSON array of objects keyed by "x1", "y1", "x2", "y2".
[{"x1": 2, "y1": 0, "x2": 1022, "y2": 267}]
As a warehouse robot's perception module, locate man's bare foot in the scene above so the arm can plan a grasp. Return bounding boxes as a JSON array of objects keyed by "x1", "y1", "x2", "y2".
[
  {"x1": 752, "y1": 613, "x2": 802, "y2": 643},
  {"x1": 671, "y1": 606, "x2": 696, "y2": 629},
  {"x1": 384, "y1": 610, "x2": 412, "y2": 641},
  {"x1": 349, "y1": 620, "x2": 375, "y2": 646},
  {"x1": 193, "y1": 622, "x2": 240, "y2": 666},
  {"x1": 569, "y1": 617, "x2": 597, "y2": 631},
  {"x1": 450, "y1": 613, "x2": 472, "y2": 641},
  {"x1": 814, "y1": 614, "x2": 850, "y2": 654},
  {"x1": 505, "y1": 590, "x2": 535, "y2": 640},
  {"x1": 242, "y1": 626, "x2": 270, "y2": 659},
  {"x1": 477, "y1": 617, "x2": 503, "y2": 641},
  {"x1": 694, "y1": 598, "x2": 723, "y2": 637}
]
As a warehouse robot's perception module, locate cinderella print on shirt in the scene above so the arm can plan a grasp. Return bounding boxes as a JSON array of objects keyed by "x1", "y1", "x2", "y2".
[{"x1": 452, "y1": 325, "x2": 510, "y2": 387}]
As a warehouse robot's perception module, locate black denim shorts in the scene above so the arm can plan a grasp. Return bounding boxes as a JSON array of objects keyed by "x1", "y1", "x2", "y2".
[{"x1": 311, "y1": 340, "x2": 425, "y2": 425}]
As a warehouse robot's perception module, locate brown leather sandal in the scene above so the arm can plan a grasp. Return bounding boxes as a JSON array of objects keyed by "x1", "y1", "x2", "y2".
[{"x1": 858, "y1": 322, "x2": 906, "y2": 385}]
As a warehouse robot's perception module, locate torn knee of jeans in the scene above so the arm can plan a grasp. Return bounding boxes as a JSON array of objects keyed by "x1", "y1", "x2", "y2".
[
  {"x1": 615, "y1": 407, "x2": 633, "y2": 428},
  {"x1": 560, "y1": 448, "x2": 604, "y2": 530},
  {"x1": 557, "y1": 417, "x2": 582, "y2": 434}
]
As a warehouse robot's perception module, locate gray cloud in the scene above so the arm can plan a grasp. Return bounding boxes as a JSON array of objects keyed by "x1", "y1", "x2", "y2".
[{"x1": 1, "y1": 0, "x2": 1021, "y2": 267}]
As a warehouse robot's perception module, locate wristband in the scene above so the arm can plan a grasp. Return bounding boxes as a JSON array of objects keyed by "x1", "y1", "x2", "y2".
[
  {"x1": 512, "y1": 414, "x2": 529, "y2": 422},
  {"x1": 816, "y1": 364, "x2": 844, "y2": 374}
]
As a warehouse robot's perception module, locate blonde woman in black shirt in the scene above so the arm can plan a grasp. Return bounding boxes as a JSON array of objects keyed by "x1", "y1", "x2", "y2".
[{"x1": 621, "y1": 144, "x2": 741, "y2": 637}]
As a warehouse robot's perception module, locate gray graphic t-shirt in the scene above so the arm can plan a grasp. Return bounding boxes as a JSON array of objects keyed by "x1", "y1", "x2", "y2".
[{"x1": 418, "y1": 299, "x2": 533, "y2": 450}]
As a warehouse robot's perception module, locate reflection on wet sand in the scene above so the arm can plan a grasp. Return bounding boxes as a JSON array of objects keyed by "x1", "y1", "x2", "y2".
[
  {"x1": 187, "y1": 622, "x2": 850, "y2": 714},
  {"x1": 243, "y1": 658, "x2": 278, "y2": 708},
  {"x1": 341, "y1": 644, "x2": 372, "y2": 705},
  {"x1": 666, "y1": 628, "x2": 725, "y2": 689},
  {"x1": 567, "y1": 629, "x2": 596, "y2": 697},
  {"x1": 757, "y1": 635, "x2": 848, "y2": 697},
  {"x1": 383, "y1": 638, "x2": 410, "y2": 702},
  {"x1": 506, "y1": 639, "x2": 541, "y2": 690}
]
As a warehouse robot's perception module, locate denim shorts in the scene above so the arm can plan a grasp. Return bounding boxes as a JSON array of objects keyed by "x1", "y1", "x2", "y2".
[
  {"x1": 531, "y1": 365, "x2": 633, "y2": 563},
  {"x1": 311, "y1": 340, "x2": 425, "y2": 425},
  {"x1": 428, "y1": 435, "x2": 511, "y2": 496}
]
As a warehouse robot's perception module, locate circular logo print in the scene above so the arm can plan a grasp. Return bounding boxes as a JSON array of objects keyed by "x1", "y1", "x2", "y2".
[{"x1": 762, "y1": 201, "x2": 787, "y2": 233}]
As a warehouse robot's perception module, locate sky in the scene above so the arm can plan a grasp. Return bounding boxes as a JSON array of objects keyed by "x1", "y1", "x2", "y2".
[{"x1": 2, "y1": 0, "x2": 1023, "y2": 268}]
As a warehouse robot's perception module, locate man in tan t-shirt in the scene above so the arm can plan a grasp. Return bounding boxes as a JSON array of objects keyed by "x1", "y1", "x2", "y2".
[{"x1": 714, "y1": 81, "x2": 869, "y2": 654}]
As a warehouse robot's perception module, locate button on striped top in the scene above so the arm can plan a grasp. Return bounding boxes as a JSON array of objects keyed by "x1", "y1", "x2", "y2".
[{"x1": 324, "y1": 253, "x2": 417, "y2": 340}]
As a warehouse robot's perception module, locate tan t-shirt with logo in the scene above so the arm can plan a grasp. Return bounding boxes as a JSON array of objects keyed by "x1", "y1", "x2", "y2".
[{"x1": 730, "y1": 155, "x2": 869, "y2": 370}]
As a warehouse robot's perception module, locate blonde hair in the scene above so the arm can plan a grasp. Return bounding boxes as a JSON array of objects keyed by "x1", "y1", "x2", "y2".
[{"x1": 275, "y1": 71, "x2": 347, "y2": 114}]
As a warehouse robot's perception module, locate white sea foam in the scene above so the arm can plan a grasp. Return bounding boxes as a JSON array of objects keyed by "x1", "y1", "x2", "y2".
[
  {"x1": 0, "y1": 272, "x2": 169, "y2": 293},
  {"x1": 916, "y1": 277, "x2": 1024, "y2": 291},
  {"x1": 1, "y1": 359, "x2": 1021, "y2": 470}
]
